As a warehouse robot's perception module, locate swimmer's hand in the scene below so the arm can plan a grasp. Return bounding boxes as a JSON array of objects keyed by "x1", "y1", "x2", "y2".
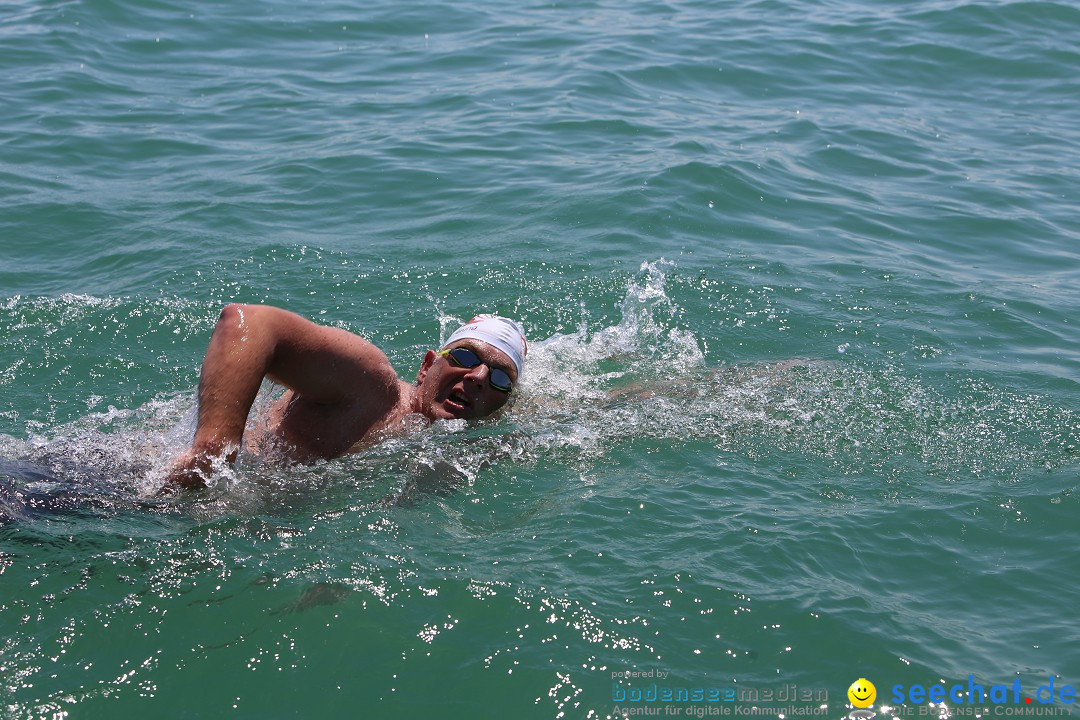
[{"x1": 160, "y1": 449, "x2": 217, "y2": 493}]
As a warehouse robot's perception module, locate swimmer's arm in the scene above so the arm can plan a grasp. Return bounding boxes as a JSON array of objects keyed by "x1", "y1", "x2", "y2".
[{"x1": 164, "y1": 303, "x2": 401, "y2": 489}]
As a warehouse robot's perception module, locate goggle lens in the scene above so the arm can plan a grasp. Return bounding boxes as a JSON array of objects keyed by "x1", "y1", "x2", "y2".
[{"x1": 442, "y1": 347, "x2": 513, "y2": 393}]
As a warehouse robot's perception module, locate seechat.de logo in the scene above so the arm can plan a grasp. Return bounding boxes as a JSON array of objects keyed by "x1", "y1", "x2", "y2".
[
  {"x1": 891, "y1": 677, "x2": 1076, "y2": 706},
  {"x1": 849, "y1": 679, "x2": 877, "y2": 709},
  {"x1": 848, "y1": 678, "x2": 878, "y2": 720}
]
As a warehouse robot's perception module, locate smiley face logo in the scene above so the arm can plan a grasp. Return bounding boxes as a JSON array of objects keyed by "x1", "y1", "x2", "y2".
[{"x1": 848, "y1": 678, "x2": 876, "y2": 708}]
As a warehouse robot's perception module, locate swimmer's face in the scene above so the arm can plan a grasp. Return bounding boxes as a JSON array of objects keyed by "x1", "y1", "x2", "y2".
[
  {"x1": 416, "y1": 340, "x2": 517, "y2": 421},
  {"x1": 848, "y1": 679, "x2": 876, "y2": 708}
]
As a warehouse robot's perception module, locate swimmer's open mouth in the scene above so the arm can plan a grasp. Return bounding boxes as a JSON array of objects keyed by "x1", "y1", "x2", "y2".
[{"x1": 447, "y1": 389, "x2": 472, "y2": 412}]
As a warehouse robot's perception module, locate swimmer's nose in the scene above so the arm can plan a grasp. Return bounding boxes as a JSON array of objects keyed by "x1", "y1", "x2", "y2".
[{"x1": 463, "y1": 362, "x2": 490, "y2": 388}]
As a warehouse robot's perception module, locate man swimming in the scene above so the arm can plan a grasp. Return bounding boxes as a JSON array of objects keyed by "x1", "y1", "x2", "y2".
[{"x1": 163, "y1": 304, "x2": 527, "y2": 490}]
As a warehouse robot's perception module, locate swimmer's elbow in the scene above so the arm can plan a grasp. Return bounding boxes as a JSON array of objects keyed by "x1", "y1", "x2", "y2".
[{"x1": 216, "y1": 302, "x2": 259, "y2": 328}]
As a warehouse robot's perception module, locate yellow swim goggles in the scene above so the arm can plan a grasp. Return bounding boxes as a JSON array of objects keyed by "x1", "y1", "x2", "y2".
[{"x1": 437, "y1": 347, "x2": 514, "y2": 393}]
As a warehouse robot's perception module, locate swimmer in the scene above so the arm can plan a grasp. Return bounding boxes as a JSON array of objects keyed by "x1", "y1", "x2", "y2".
[{"x1": 163, "y1": 304, "x2": 527, "y2": 490}]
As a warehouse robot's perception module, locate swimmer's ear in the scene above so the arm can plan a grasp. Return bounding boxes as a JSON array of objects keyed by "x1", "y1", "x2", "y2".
[{"x1": 416, "y1": 350, "x2": 438, "y2": 384}]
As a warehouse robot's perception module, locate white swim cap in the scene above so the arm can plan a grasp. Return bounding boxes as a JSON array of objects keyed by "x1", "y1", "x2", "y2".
[{"x1": 442, "y1": 315, "x2": 528, "y2": 377}]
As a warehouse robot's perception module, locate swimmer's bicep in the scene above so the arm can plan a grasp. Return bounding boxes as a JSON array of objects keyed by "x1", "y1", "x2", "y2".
[{"x1": 262, "y1": 312, "x2": 401, "y2": 408}]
